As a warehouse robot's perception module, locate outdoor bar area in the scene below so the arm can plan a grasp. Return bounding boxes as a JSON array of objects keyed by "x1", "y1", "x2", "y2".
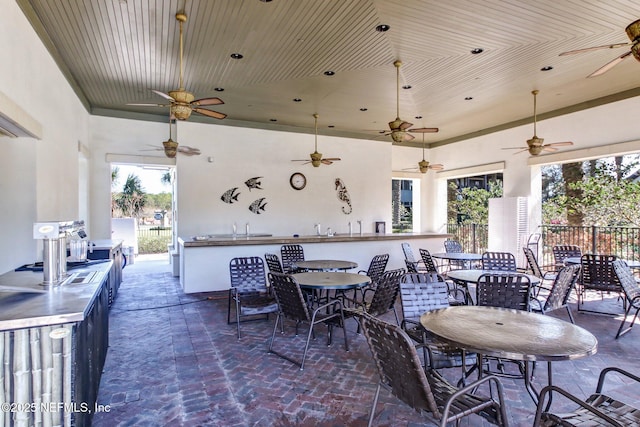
[{"x1": 2, "y1": 1, "x2": 640, "y2": 426}]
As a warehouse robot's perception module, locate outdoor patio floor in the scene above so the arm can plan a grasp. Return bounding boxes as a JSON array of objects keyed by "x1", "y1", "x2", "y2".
[{"x1": 92, "y1": 255, "x2": 640, "y2": 426}]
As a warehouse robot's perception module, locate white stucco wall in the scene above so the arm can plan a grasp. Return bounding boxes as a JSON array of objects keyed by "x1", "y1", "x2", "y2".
[{"x1": 0, "y1": 1, "x2": 90, "y2": 274}]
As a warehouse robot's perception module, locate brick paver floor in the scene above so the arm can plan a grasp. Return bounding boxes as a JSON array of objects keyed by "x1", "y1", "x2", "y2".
[{"x1": 92, "y1": 256, "x2": 640, "y2": 426}]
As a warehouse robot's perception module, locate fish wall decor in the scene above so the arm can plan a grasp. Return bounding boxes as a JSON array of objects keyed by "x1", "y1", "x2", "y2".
[
  {"x1": 249, "y1": 198, "x2": 267, "y2": 214},
  {"x1": 244, "y1": 177, "x2": 263, "y2": 191},
  {"x1": 335, "y1": 178, "x2": 353, "y2": 214},
  {"x1": 221, "y1": 187, "x2": 240, "y2": 204}
]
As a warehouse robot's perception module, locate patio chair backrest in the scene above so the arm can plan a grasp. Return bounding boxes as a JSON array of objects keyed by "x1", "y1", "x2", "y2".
[
  {"x1": 523, "y1": 247, "x2": 544, "y2": 278},
  {"x1": 366, "y1": 269, "x2": 405, "y2": 317},
  {"x1": 544, "y1": 264, "x2": 581, "y2": 312},
  {"x1": 264, "y1": 253, "x2": 284, "y2": 274},
  {"x1": 399, "y1": 273, "x2": 449, "y2": 319},
  {"x1": 418, "y1": 249, "x2": 439, "y2": 274},
  {"x1": 612, "y1": 260, "x2": 640, "y2": 303},
  {"x1": 444, "y1": 239, "x2": 463, "y2": 253},
  {"x1": 268, "y1": 272, "x2": 310, "y2": 322},
  {"x1": 552, "y1": 245, "x2": 582, "y2": 266},
  {"x1": 477, "y1": 273, "x2": 531, "y2": 311},
  {"x1": 481, "y1": 251, "x2": 517, "y2": 271},
  {"x1": 359, "y1": 313, "x2": 442, "y2": 416},
  {"x1": 229, "y1": 256, "x2": 267, "y2": 292},
  {"x1": 401, "y1": 242, "x2": 418, "y2": 264},
  {"x1": 280, "y1": 244, "x2": 305, "y2": 274},
  {"x1": 363, "y1": 254, "x2": 389, "y2": 281},
  {"x1": 581, "y1": 254, "x2": 620, "y2": 292}
]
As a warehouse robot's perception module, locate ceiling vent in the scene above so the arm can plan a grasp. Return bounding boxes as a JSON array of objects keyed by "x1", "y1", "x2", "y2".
[{"x1": 0, "y1": 91, "x2": 42, "y2": 139}]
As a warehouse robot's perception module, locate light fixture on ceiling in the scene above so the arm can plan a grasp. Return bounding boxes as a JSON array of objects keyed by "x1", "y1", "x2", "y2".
[
  {"x1": 230, "y1": 53, "x2": 243, "y2": 59},
  {"x1": 376, "y1": 24, "x2": 390, "y2": 32}
]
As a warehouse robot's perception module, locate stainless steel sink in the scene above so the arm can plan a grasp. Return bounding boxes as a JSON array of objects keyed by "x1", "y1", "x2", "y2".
[
  {"x1": 207, "y1": 233, "x2": 273, "y2": 238},
  {"x1": 61, "y1": 271, "x2": 104, "y2": 285}
]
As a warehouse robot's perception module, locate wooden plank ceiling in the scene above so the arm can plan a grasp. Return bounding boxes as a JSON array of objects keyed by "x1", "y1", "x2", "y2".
[{"x1": 17, "y1": 0, "x2": 640, "y2": 148}]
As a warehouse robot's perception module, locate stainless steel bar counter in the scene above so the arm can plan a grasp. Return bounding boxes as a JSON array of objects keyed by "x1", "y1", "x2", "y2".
[
  {"x1": 178, "y1": 232, "x2": 450, "y2": 293},
  {"x1": 0, "y1": 261, "x2": 113, "y2": 427}
]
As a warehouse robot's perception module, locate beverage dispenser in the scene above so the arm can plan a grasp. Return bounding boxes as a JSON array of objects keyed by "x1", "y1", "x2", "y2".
[{"x1": 33, "y1": 220, "x2": 86, "y2": 285}]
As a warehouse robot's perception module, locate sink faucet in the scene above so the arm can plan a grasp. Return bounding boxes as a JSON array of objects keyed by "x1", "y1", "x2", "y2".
[
  {"x1": 232, "y1": 222, "x2": 237, "y2": 237},
  {"x1": 327, "y1": 227, "x2": 333, "y2": 237},
  {"x1": 357, "y1": 220, "x2": 363, "y2": 236},
  {"x1": 315, "y1": 223, "x2": 321, "y2": 236},
  {"x1": 348, "y1": 221, "x2": 352, "y2": 236},
  {"x1": 245, "y1": 222, "x2": 250, "y2": 236}
]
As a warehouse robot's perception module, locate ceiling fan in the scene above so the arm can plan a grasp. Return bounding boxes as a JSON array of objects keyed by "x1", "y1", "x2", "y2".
[
  {"x1": 291, "y1": 113, "x2": 341, "y2": 167},
  {"x1": 142, "y1": 114, "x2": 201, "y2": 158},
  {"x1": 127, "y1": 12, "x2": 227, "y2": 120},
  {"x1": 379, "y1": 60, "x2": 438, "y2": 143},
  {"x1": 402, "y1": 129, "x2": 444, "y2": 173},
  {"x1": 559, "y1": 19, "x2": 640, "y2": 78},
  {"x1": 504, "y1": 90, "x2": 573, "y2": 156}
]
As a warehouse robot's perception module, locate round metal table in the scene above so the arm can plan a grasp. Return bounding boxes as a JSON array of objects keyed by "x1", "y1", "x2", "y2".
[
  {"x1": 446, "y1": 269, "x2": 541, "y2": 286},
  {"x1": 293, "y1": 272, "x2": 370, "y2": 291},
  {"x1": 431, "y1": 252, "x2": 483, "y2": 262},
  {"x1": 420, "y1": 305, "x2": 598, "y2": 405},
  {"x1": 293, "y1": 260, "x2": 358, "y2": 271}
]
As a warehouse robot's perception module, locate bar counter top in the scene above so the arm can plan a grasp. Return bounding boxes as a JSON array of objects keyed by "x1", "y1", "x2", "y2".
[
  {"x1": 180, "y1": 232, "x2": 450, "y2": 247},
  {"x1": 0, "y1": 260, "x2": 112, "y2": 331}
]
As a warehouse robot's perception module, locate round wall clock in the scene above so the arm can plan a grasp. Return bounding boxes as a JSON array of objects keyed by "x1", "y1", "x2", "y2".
[{"x1": 289, "y1": 172, "x2": 307, "y2": 190}]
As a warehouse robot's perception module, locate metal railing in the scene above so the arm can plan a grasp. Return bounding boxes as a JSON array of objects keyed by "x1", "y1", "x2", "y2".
[{"x1": 446, "y1": 223, "x2": 640, "y2": 267}]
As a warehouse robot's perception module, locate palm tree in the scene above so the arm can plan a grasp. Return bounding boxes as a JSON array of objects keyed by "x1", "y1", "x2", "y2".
[
  {"x1": 115, "y1": 174, "x2": 146, "y2": 218},
  {"x1": 161, "y1": 171, "x2": 172, "y2": 186}
]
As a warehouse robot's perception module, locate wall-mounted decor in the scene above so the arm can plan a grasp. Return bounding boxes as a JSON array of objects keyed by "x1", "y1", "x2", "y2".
[
  {"x1": 335, "y1": 178, "x2": 352, "y2": 214},
  {"x1": 249, "y1": 198, "x2": 267, "y2": 214},
  {"x1": 375, "y1": 221, "x2": 386, "y2": 234},
  {"x1": 289, "y1": 172, "x2": 306, "y2": 190},
  {"x1": 221, "y1": 187, "x2": 240, "y2": 204},
  {"x1": 245, "y1": 176, "x2": 263, "y2": 191}
]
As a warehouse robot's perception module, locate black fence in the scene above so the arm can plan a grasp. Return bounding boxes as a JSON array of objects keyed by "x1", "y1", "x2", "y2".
[{"x1": 446, "y1": 224, "x2": 640, "y2": 267}]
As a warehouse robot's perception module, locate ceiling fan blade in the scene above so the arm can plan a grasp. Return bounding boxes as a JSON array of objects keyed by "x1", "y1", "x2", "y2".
[
  {"x1": 177, "y1": 146, "x2": 201, "y2": 156},
  {"x1": 559, "y1": 42, "x2": 631, "y2": 56},
  {"x1": 588, "y1": 51, "x2": 633, "y2": 77},
  {"x1": 542, "y1": 146, "x2": 559, "y2": 152},
  {"x1": 547, "y1": 141, "x2": 573, "y2": 147},
  {"x1": 429, "y1": 164, "x2": 444, "y2": 170},
  {"x1": 403, "y1": 133, "x2": 415, "y2": 142},
  {"x1": 192, "y1": 97, "x2": 224, "y2": 107},
  {"x1": 409, "y1": 127, "x2": 439, "y2": 133},
  {"x1": 503, "y1": 147, "x2": 527, "y2": 150},
  {"x1": 152, "y1": 90, "x2": 175, "y2": 101},
  {"x1": 323, "y1": 157, "x2": 341, "y2": 161},
  {"x1": 127, "y1": 102, "x2": 170, "y2": 107},
  {"x1": 193, "y1": 108, "x2": 227, "y2": 120},
  {"x1": 512, "y1": 148, "x2": 529, "y2": 155},
  {"x1": 399, "y1": 121, "x2": 413, "y2": 131},
  {"x1": 401, "y1": 167, "x2": 419, "y2": 171}
]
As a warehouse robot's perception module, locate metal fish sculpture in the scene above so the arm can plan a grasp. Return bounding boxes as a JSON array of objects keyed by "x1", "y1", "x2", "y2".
[
  {"x1": 248, "y1": 198, "x2": 267, "y2": 214},
  {"x1": 220, "y1": 187, "x2": 240, "y2": 204},
  {"x1": 245, "y1": 176, "x2": 263, "y2": 191}
]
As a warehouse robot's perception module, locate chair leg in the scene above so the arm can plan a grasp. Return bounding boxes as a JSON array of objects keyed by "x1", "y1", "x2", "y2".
[
  {"x1": 367, "y1": 383, "x2": 382, "y2": 427},
  {"x1": 615, "y1": 305, "x2": 639, "y2": 339},
  {"x1": 268, "y1": 313, "x2": 281, "y2": 352},
  {"x1": 300, "y1": 323, "x2": 316, "y2": 371},
  {"x1": 235, "y1": 299, "x2": 241, "y2": 339},
  {"x1": 566, "y1": 306, "x2": 575, "y2": 324}
]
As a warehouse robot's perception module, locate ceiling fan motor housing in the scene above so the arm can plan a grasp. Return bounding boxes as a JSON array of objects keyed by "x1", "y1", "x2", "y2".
[
  {"x1": 390, "y1": 130, "x2": 406, "y2": 143},
  {"x1": 310, "y1": 151, "x2": 322, "y2": 167},
  {"x1": 418, "y1": 160, "x2": 430, "y2": 173},
  {"x1": 163, "y1": 138, "x2": 178, "y2": 158},
  {"x1": 169, "y1": 89, "x2": 195, "y2": 120},
  {"x1": 627, "y1": 19, "x2": 640, "y2": 61}
]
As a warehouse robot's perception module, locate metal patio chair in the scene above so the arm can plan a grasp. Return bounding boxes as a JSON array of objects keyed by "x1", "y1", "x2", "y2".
[
  {"x1": 359, "y1": 313, "x2": 509, "y2": 427},
  {"x1": 264, "y1": 252, "x2": 284, "y2": 274},
  {"x1": 481, "y1": 251, "x2": 517, "y2": 272},
  {"x1": 552, "y1": 244, "x2": 582, "y2": 270},
  {"x1": 612, "y1": 260, "x2": 640, "y2": 339},
  {"x1": 530, "y1": 264, "x2": 581, "y2": 324},
  {"x1": 443, "y1": 239, "x2": 466, "y2": 270},
  {"x1": 401, "y1": 242, "x2": 427, "y2": 273},
  {"x1": 522, "y1": 247, "x2": 557, "y2": 295},
  {"x1": 227, "y1": 256, "x2": 279, "y2": 339},
  {"x1": 578, "y1": 254, "x2": 623, "y2": 316},
  {"x1": 267, "y1": 272, "x2": 348, "y2": 370},
  {"x1": 534, "y1": 367, "x2": 640, "y2": 426},
  {"x1": 280, "y1": 244, "x2": 305, "y2": 274}
]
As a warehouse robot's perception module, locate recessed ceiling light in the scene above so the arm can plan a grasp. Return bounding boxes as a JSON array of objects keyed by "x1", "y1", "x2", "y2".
[
  {"x1": 230, "y1": 53, "x2": 243, "y2": 59},
  {"x1": 328, "y1": 125, "x2": 335, "y2": 128},
  {"x1": 293, "y1": 98, "x2": 302, "y2": 102},
  {"x1": 269, "y1": 118, "x2": 277, "y2": 122},
  {"x1": 465, "y1": 97, "x2": 473, "y2": 100},
  {"x1": 402, "y1": 85, "x2": 412, "y2": 90},
  {"x1": 471, "y1": 48, "x2": 484, "y2": 54},
  {"x1": 541, "y1": 66, "x2": 553, "y2": 71},
  {"x1": 259, "y1": 0, "x2": 272, "y2": 2},
  {"x1": 324, "y1": 70, "x2": 335, "y2": 76},
  {"x1": 360, "y1": 108, "x2": 368, "y2": 111},
  {"x1": 376, "y1": 24, "x2": 390, "y2": 32},
  {"x1": 414, "y1": 116, "x2": 422, "y2": 119},
  {"x1": 214, "y1": 87, "x2": 224, "y2": 92}
]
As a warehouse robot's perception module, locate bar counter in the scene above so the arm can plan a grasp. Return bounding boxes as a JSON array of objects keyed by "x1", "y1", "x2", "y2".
[
  {"x1": 178, "y1": 232, "x2": 450, "y2": 293},
  {"x1": 0, "y1": 261, "x2": 112, "y2": 426}
]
